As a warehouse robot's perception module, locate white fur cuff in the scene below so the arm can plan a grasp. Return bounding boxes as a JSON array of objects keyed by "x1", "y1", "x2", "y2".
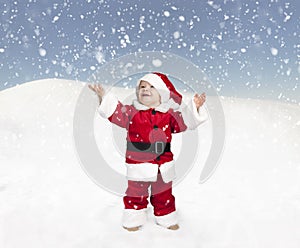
[
  {"x1": 181, "y1": 99, "x2": 208, "y2": 130},
  {"x1": 97, "y1": 93, "x2": 119, "y2": 118},
  {"x1": 155, "y1": 211, "x2": 178, "y2": 228},
  {"x1": 122, "y1": 209, "x2": 148, "y2": 228}
]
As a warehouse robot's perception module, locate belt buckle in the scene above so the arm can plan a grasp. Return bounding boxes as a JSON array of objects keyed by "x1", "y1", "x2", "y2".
[{"x1": 155, "y1": 141, "x2": 164, "y2": 154}]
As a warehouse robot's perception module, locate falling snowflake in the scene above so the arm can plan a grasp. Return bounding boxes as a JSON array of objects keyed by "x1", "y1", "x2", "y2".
[
  {"x1": 178, "y1": 16, "x2": 185, "y2": 22},
  {"x1": 164, "y1": 11, "x2": 170, "y2": 17},
  {"x1": 173, "y1": 31, "x2": 180, "y2": 39},
  {"x1": 39, "y1": 48, "x2": 47, "y2": 57},
  {"x1": 271, "y1": 48, "x2": 278, "y2": 56},
  {"x1": 52, "y1": 16, "x2": 59, "y2": 23},
  {"x1": 152, "y1": 59, "x2": 162, "y2": 67}
]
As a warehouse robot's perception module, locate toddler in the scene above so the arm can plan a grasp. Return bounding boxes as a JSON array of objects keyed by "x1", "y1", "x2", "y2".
[{"x1": 89, "y1": 72, "x2": 207, "y2": 231}]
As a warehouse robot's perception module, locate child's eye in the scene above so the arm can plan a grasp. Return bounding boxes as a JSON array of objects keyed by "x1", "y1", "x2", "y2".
[
  {"x1": 151, "y1": 85, "x2": 154, "y2": 88},
  {"x1": 140, "y1": 85, "x2": 146, "y2": 88}
]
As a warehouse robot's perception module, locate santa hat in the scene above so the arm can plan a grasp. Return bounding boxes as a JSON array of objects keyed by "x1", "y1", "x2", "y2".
[{"x1": 137, "y1": 72, "x2": 182, "y2": 105}]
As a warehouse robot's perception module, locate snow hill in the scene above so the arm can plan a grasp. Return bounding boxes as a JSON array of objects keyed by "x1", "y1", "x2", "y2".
[{"x1": 0, "y1": 79, "x2": 299, "y2": 248}]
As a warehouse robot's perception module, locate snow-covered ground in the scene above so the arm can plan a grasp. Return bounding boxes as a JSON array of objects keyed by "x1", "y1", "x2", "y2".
[{"x1": 0, "y1": 79, "x2": 299, "y2": 248}]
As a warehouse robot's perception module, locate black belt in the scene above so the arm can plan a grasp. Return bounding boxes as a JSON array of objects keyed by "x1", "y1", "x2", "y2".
[{"x1": 127, "y1": 141, "x2": 171, "y2": 155}]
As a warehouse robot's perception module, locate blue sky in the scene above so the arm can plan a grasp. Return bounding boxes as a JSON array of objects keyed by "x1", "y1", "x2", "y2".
[{"x1": 0, "y1": 0, "x2": 299, "y2": 102}]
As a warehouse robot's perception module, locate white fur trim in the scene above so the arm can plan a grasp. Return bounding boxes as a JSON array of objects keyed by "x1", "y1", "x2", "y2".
[
  {"x1": 97, "y1": 93, "x2": 119, "y2": 118},
  {"x1": 132, "y1": 97, "x2": 180, "y2": 112},
  {"x1": 181, "y1": 99, "x2": 208, "y2": 130},
  {"x1": 132, "y1": 100, "x2": 151, "y2": 111},
  {"x1": 126, "y1": 163, "x2": 158, "y2": 182},
  {"x1": 159, "y1": 161, "x2": 176, "y2": 183},
  {"x1": 155, "y1": 211, "x2": 178, "y2": 228},
  {"x1": 138, "y1": 73, "x2": 169, "y2": 93},
  {"x1": 122, "y1": 208, "x2": 148, "y2": 228},
  {"x1": 138, "y1": 73, "x2": 170, "y2": 103},
  {"x1": 126, "y1": 161, "x2": 176, "y2": 183}
]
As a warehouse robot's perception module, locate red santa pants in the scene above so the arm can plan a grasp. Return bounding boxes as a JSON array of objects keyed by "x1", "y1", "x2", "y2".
[{"x1": 123, "y1": 172, "x2": 176, "y2": 216}]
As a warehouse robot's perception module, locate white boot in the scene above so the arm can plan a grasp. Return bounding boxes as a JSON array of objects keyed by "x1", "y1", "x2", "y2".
[
  {"x1": 122, "y1": 208, "x2": 147, "y2": 231},
  {"x1": 155, "y1": 211, "x2": 179, "y2": 230}
]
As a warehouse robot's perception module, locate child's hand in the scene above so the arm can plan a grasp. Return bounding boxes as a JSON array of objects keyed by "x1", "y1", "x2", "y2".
[
  {"x1": 193, "y1": 93, "x2": 206, "y2": 110},
  {"x1": 88, "y1": 84, "x2": 105, "y2": 103}
]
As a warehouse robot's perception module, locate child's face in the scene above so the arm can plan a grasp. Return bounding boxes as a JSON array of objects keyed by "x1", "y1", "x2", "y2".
[{"x1": 137, "y1": 81, "x2": 161, "y2": 108}]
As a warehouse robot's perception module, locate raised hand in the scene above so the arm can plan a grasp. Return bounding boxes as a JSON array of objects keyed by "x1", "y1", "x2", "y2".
[
  {"x1": 193, "y1": 93, "x2": 206, "y2": 110},
  {"x1": 88, "y1": 84, "x2": 105, "y2": 103}
]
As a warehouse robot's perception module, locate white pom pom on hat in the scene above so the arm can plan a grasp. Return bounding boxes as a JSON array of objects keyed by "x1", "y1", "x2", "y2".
[{"x1": 137, "y1": 72, "x2": 182, "y2": 105}]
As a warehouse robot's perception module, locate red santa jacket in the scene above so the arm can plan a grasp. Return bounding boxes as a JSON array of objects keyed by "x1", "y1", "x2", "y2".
[
  {"x1": 98, "y1": 93, "x2": 208, "y2": 183},
  {"x1": 108, "y1": 101, "x2": 187, "y2": 164}
]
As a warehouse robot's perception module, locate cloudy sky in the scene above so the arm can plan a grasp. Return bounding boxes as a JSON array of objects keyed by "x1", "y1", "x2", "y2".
[{"x1": 0, "y1": 0, "x2": 299, "y2": 102}]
